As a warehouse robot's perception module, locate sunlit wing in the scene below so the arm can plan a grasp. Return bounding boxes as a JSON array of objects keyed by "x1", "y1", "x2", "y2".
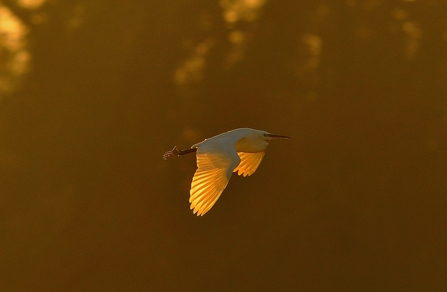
[
  {"x1": 190, "y1": 151, "x2": 240, "y2": 216},
  {"x1": 233, "y1": 152, "x2": 265, "y2": 177}
]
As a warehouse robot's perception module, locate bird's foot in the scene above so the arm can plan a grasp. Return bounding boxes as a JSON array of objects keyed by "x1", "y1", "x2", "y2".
[{"x1": 163, "y1": 146, "x2": 180, "y2": 160}]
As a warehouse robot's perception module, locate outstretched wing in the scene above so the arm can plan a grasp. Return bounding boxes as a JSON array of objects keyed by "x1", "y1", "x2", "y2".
[
  {"x1": 233, "y1": 152, "x2": 265, "y2": 177},
  {"x1": 189, "y1": 149, "x2": 240, "y2": 216}
]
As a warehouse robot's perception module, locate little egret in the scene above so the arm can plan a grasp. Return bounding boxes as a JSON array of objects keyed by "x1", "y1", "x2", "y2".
[{"x1": 163, "y1": 128, "x2": 290, "y2": 216}]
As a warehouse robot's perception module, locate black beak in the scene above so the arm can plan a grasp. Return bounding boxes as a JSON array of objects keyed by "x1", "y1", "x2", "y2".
[{"x1": 264, "y1": 134, "x2": 290, "y2": 139}]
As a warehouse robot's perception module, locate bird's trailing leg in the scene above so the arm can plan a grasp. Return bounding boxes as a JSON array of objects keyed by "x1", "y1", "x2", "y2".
[{"x1": 163, "y1": 146, "x2": 197, "y2": 160}]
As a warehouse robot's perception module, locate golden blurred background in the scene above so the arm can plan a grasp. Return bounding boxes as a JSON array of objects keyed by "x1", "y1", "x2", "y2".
[{"x1": 0, "y1": 0, "x2": 446, "y2": 291}]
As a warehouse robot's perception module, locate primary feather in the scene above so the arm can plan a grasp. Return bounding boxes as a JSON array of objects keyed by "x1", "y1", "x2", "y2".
[{"x1": 189, "y1": 128, "x2": 270, "y2": 216}]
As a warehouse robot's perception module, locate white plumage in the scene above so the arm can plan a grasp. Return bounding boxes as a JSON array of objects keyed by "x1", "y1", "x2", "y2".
[{"x1": 163, "y1": 128, "x2": 289, "y2": 216}]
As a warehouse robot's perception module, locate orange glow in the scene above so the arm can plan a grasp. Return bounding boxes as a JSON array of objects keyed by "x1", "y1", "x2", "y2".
[
  {"x1": 0, "y1": 7, "x2": 27, "y2": 50},
  {"x1": 401, "y1": 21, "x2": 422, "y2": 59},
  {"x1": 301, "y1": 34, "x2": 322, "y2": 72},
  {"x1": 221, "y1": 0, "x2": 266, "y2": 23},
  {"x1": 174, "y1": 38, "x2": 215, "y2": 86},
  {"x1": 0, "y1": 6, "x2": 30, "y2": 94},
  {"x1": 18, "y1": 0, "x2": 46, "y2": 9},
  {"x1": 228, "y1": 30, "x2": 244, "y2": 44}
]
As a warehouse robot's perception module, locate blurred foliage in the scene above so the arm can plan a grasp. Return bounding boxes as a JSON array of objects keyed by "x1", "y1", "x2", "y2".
[{"x1": 0, "y1": 0, "x2": 446, "y2": 291}]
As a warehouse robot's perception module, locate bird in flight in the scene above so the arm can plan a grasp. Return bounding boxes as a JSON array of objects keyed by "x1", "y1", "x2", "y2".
[{"x1": 163, "y1": 128, "x2": 290, "y2": 216}]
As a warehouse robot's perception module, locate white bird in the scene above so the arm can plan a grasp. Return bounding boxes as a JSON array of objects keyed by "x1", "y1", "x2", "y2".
[{"x1": 163, "y1": 128, "x2": 290, "y2": 216}]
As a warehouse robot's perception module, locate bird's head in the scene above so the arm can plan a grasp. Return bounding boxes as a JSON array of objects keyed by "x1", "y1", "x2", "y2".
[{"x1": 235, "y1": 128, "x2": 290, "y2": 152}]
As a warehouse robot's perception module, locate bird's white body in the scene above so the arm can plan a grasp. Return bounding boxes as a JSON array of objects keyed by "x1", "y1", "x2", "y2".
[
  {"x1": 183, "y1": 128, "x2": 289, "y2": 216},
  {"x1": 192, "y1": 128, "x2": 270, "y2": 153}
]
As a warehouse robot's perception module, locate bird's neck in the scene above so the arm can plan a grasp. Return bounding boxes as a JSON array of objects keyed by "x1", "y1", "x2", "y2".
[{"x1": 235, "y1": 137, "x2": 268, "y2": 153}]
